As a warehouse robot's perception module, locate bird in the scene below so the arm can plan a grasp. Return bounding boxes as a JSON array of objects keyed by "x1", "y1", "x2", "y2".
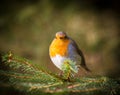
[{"x1": 49, "y1": 31, "x2": 90, "y2": 80}]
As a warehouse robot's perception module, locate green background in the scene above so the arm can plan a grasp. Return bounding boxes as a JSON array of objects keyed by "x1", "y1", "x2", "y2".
[{"x1": 0, "y1": 0, "x2": 120, "y2": 77}]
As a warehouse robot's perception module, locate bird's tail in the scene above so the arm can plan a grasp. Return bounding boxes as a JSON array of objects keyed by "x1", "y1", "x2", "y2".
[
  {"x1": 82, "y1": 65, "x2": 91, "y2": 72},
  {"x1": 80, "y1": 52, "x2": 91, "y2": 72}
]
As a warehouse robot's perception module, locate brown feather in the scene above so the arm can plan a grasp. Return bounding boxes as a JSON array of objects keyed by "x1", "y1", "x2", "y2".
[{"x1": 70, "y1": 38, "x2": 91, "y2": 72}]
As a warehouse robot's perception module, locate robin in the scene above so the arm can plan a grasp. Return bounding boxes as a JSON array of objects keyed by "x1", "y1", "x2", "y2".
[{"x1": 49, "y1": 31, "x2": 90, "y2": 79}]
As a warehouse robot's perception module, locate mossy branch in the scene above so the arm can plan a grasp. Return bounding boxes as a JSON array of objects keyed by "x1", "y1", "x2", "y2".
[{"x1": 0, "y1": 52, "x2": 120, "y2": 95}]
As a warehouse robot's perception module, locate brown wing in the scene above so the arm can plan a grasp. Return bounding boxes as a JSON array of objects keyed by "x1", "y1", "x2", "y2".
[{"x1": 70, "y1": 38, "x2": 90, "y2": 72}]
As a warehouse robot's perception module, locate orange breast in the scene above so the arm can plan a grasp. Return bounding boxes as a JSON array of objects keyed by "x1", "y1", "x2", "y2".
[{"x1": 49, "y1": 39, "x2": 70, "y2": 57}]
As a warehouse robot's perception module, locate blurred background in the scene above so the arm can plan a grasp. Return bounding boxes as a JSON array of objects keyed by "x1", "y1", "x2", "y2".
[{"x1": 0, "y1": 0, "x2": 120, "y2": 77}]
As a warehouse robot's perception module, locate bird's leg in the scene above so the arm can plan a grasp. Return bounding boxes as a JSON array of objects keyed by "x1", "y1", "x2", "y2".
[
  {"x1": 67, "y1": 76, "x2": 71, "y2": 82},
  {"x1": 58, "y1": 70, "x2": 71, "y2": 82},
  {"x1": 59, "y1": 71, "x2": 63, "y2": 77}
]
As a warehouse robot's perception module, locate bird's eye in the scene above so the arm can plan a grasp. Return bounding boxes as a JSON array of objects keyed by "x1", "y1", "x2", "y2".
[
  {"x1": 64, "y1": 36, "x2": 67, "y2": 38},
  {"x1": 59, "y1": 36, "x2": 67, "y2": 39}
]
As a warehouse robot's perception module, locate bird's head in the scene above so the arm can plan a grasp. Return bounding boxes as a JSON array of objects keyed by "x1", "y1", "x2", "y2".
[{"x1": 55, "y1": 31, "x2": 68, "y2": 40}]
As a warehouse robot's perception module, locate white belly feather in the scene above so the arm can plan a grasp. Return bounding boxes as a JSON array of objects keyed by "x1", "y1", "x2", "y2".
[{"x1": 51, "y1": 54, "x2": 67, "y2": 70}]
